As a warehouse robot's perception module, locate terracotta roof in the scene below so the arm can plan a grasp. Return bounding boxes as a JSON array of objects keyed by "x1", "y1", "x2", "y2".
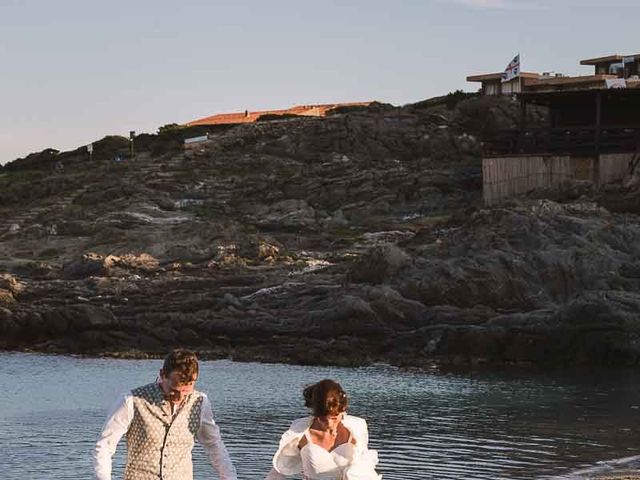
[
  {"x1": 186, "y1": 102, "x2": 372, "y2": 127},
  {"x1": 580, "y1": 54, "x2": 640, "y2": 65},
  {"x1": 466, "y1": 72, "x2": 539, "y2": 82}
]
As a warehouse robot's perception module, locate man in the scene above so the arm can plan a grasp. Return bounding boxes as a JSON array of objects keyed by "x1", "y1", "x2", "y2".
[{"x1": 94, "y1": 349, "x2": 237, "y2": 480}]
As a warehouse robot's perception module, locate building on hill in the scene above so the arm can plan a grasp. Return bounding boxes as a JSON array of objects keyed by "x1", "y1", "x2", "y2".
[
  {"x1": 466, "y1": 72, "x2": 541, "y2": 96},
  {"x1": 468, "y1": 53, "x2": 640, "y2": 97},
  {"x1": 469, "y1": 53, "x2": 640, "y2": 205},
  {"x1": 185, "y1": 102, "x2": 372, "y2": 127},
  {"x1": 580, "y1": 53, "x2": 640, "y2": 77}
]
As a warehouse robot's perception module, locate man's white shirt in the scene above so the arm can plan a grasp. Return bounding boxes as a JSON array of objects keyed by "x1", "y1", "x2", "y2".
[{"x1": 93, "y1": 391, "x2": 237, "y2": 480}]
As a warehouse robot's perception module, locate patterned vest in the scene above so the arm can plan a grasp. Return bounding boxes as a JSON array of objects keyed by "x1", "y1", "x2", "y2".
[{"x1": 124, "y1": 382, "x2": 204, "y2": 480}]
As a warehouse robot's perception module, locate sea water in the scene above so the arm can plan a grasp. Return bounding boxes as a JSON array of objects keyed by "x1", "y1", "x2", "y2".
[{"x1": 1, "y1": 353, "x2": 639, "y2": 479}]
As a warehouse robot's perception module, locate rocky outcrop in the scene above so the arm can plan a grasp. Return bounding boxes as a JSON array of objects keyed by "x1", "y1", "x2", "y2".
[
  {"x1": 1, "y1": 96, "x2": 639, "y2": 368},
  {"x1": 63, "y1": 253, "x2": 159, "y2": 279},
  {"x1": 0, "y1": 273, "x2": 25, "y2": 296}
]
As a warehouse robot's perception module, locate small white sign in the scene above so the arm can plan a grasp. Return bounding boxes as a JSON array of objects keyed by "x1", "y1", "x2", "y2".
[
  {"x1": 606, "y1": 78, "x2": 627, "y2": 89},
  {"x1": 87, "y1": 143, "x2": 93, "y2": 153},
  {"x1": 184, "y1": 135, "x2": 208, "y2": 145},
  {"x1": 624, "y1": 56, "x2": 635, "y2": 64}
]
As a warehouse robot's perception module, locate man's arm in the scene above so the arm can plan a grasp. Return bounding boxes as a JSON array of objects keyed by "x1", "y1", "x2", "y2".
[
  {"x1": 197, "y1": 394, "x2": 238, "y2": 480},
  {"x1": 93, "y1": 393, "x2": 133, "y2": 480}
]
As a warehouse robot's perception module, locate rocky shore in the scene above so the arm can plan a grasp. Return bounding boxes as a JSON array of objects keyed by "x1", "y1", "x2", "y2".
[{"x1": 1, "y1": 95, "x2": 640, "y2": 368}]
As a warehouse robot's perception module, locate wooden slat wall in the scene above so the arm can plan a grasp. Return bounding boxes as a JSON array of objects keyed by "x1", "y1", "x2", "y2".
[
  {"x1": 599, "y1": 153, "x2": 634, "y2": 185},
  {"x1": 483, "y1": 155, "x2": 574, "y2": 205},
  {"x1": 483, "y1": 154, "x2": 634, "y2": 205}
]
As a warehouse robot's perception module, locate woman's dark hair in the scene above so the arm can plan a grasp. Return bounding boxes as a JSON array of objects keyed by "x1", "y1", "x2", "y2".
[{"x1": 303, "y1": 379, "x2": 348, "y2": 417}]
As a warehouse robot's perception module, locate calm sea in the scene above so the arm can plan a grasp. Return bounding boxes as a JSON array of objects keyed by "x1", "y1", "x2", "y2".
[{"x1": 1, "y1": 353, "x2": 639, "y2": 479}]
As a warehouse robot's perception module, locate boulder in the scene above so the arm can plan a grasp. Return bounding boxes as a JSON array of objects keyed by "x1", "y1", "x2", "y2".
[
  {"x1": 256, "y1": 199, "x2": 316, "y2": 228},
  {"x1": 367, "y1": 286, "x2": 426, "y2": 327},
  {"x1": 0, "y1": 289, "x2": 15, "y2": 307},
  {"x1": 0, "y1": 274, "x2": 25, "y2": 296},
  {"x1": 44, "y1": 304, "x2": 117, "y2": 332},
  {"x1": 63, "y1": 252, "x2": 160, "y2": 279},
  {"x1": 237, "y1": 236, "x2": 281, "y2": 262},
  {"x1": 107, "y1": 253, "x2": 159, "y2": 271},
  {"x1": 63, "y1": 253, "x2": 108, "y2": 279},
  {"x1": 349, "y1": 245, "x2": 411, "y2": 284}
]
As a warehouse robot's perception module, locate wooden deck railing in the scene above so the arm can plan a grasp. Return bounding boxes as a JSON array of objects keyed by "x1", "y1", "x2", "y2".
[{"x1": 486, "y1": 127, "x2": 640, "y2": 155}]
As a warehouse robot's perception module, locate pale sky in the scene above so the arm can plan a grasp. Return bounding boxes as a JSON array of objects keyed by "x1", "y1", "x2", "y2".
[{"x1": 1, "y1": 0, "x2": 638, "y2": 164}]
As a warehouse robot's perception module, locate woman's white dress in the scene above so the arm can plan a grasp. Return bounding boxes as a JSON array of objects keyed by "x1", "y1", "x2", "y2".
[{"x1": 264, "y1": 415, "x2": 381, "y2": 480}]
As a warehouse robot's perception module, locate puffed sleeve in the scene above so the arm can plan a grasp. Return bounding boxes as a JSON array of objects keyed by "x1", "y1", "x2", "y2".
[
  {"x1": 344, "y1": 417, "x2": 382, "y2": 480},
  {"x1": 268, "y1": 417, "x2": 312, "y2": 477}
]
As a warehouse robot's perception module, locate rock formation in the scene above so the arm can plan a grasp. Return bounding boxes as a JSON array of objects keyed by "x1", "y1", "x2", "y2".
[{"x1": 1, "y1": 95, "x2": 639, "y2": 368}]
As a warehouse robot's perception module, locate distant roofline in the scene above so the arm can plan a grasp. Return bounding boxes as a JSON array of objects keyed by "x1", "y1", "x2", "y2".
[
  {"x1": 580, "y1": 53, "x2": 640, "y2": 65},
  {"x1": 466, "y1": 72, "x2": 539, "y2": 82},
  {"x1": 186, "y1": 102, "x2": 372, "y2": 126}
]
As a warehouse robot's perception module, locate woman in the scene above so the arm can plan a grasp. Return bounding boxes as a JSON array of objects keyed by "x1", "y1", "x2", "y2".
[{"x1": 265, "y1": 379, "x2": 381, "y2": 480}]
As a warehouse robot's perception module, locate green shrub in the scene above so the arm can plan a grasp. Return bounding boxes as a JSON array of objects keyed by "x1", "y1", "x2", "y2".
[
  {"x1": 3, "y1": 148, "x2": 60, "y2": 171},
  {"x1": 410, "y1": 90, "x2": 477, "y2": 111},
  {"x1": 452, "y1": 96, "x2": 519, "y2": 139},
  {"x1": 157, "y1": 123, "x2": 183, "y2": 135}
]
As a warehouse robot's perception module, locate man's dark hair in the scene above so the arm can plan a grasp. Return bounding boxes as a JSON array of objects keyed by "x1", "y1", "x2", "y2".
[{"x1": 162, "y1": 349, "x2": 199, "y2": 384}]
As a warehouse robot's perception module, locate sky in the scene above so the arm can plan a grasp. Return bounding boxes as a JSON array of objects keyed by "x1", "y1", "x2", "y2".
[{"x1": 1, "y1": 0, "x2": 639, "y2": 164}]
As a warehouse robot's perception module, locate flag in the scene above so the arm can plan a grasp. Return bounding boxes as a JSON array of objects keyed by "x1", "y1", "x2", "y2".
[{"x1": 501, "y1": 54, "x2": 520, "y2": 83}]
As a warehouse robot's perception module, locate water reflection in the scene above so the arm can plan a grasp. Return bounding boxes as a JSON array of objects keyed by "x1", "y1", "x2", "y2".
[{"x1": 1, "y1": 353, "x2": 639, "y2": 479}]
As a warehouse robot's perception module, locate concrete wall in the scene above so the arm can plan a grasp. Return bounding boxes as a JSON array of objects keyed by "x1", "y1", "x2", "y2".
[
  {"x1": 484, "y1": 82, "x2": 501, "y2": 96},
  {"x1": 483, "y1": 153, "x2": 634, "y2": 205},
  {"x1": 482, "y1": 78, "x2": 521, "y2": 96},
  {"x1": 501, "y1": 77, "x2": 522, "y2": 95}
]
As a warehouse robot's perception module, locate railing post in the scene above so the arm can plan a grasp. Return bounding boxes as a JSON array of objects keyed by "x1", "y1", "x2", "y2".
[
  {"x1": 595, "y1": 91, "x2": 602, "y2": 156},
  {"x1": 519, "y1": 95, "x2": 527, "y2": 153}
]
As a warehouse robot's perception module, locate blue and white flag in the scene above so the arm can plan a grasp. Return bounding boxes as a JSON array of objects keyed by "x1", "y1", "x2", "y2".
[{"x1": 501, "y1": 54, "x2": 520, "y2": 83}]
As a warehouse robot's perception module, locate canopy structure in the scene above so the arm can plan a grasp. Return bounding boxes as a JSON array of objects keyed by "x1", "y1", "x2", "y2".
[{"x1": 489, "y1": 85, "x2": 640, "y2": 155}]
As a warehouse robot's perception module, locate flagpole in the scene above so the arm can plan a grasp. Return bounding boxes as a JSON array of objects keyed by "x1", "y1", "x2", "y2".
[{"x1": 519, "y1": 52, "x2": 522, "y2": 94}]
